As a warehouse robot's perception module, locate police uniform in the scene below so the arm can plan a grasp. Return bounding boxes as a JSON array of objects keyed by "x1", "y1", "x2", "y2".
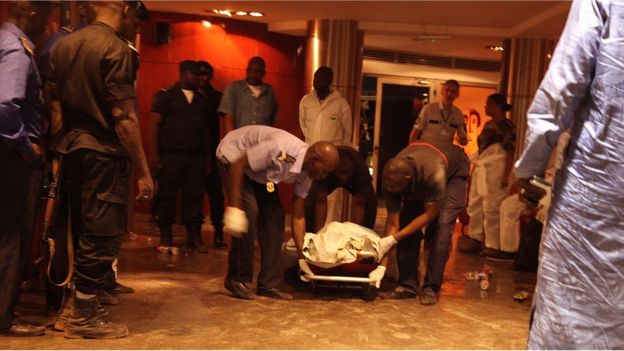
[
  {"x1": 385, "y1": 141, "x2": 470, "y2": 295},
  {"x1": 48, "y1": 22, "x2": 137, "y2": 296},
  {"x1": 0, "y1": 22, "x2": 44, "y2": 330},
  {"x1": 216, "y1": 125, "x2": 311, "y2": 289},
  {"x1": 151, "y1": 82, "x2": 213, "y2": 247},
  {"x1": 413, "y1": 101, "x2": 467, "y2": 144},
  {"x1": 305, "y1": 146, "x2": 376, "y2": 231}
]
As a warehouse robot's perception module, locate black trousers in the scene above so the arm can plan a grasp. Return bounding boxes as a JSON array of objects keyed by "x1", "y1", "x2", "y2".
[
  {"x1": 304, "y1": 187, "x2": 377, "y2": 232},
  {"x1": 205, "y1": 168, "x2": 224, "y2": 233},
  {"x1": 219, "y1": 161, "x2": 284, "y2": 289},
  {"x1": 156, "y1": 152, "x2": 205, "y2": 233},
  {"x1": 0, "y1": 143, "x2": 33, "y2": 328},
  {"x1": 65, "y1": 149, "x2": 130, "y2": 295}
]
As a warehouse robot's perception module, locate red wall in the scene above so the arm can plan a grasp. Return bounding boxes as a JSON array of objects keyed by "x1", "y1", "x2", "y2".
[{"x1": 137, "y1": 14, "x2": 307, "y2": 213}]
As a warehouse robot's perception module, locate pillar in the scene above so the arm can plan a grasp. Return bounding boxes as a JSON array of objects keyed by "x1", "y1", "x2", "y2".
[
  {"x1": 500, "y1": 38, "x2": 554, "y2": 159},
  {"x1": 304, "y1": 19, "x2": 364, "y2": 222}
]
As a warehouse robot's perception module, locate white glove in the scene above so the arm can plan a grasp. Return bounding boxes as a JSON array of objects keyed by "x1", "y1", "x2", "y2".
[
  {"x1": 298, "y1": 259, "x2": 314, "y2": 282},
  {"x1": 223, "y1": 207, "x2": 248, "y2": 238},
  {"x1": 368, "y1": 265, "x2": 387, "y2": 288},
  {"x1": 378, "y1": 235, "x2": 398, "y2": 262}
]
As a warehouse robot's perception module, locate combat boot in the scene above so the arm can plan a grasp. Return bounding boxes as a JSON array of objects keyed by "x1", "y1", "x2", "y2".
[
  {"x1": 54, "y1": 293, "x2": 107, "y2": 332},
  {"x1": 63, "y1": 296, "x2": 128, "y2": 339},
  {"x1": 187, "y1": 226, "x2": 208, "y2": 253},
  {"x1": 213, "y1": 226, "x2": 227, "y2": 248}
]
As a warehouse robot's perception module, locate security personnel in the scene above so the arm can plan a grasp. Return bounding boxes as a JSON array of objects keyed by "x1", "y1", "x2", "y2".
[
  {"x1": 198, "y1": 60, "x2": 226, "y2": 248},
  {"x1": 0, "y1": 0, "x2": 54, "y2": 337},
  {"x1": 149, "y1": 60, "x2": 214, "y2": 253},
  {"x1": 48, "y1": 1, "x2": 152, "y2": 338},
  {"x1": 377, "y1": 141, "x2": 470, "y2": 305},
  {"x1": 305, "y1": 146, "x2": 377, "y2": 231},
  {"x1": 216, "y1": 125, "x2": 339, "y2": 300},
  {"x1": 409, "y1": 79, "x2": 468, "y2": 146}
]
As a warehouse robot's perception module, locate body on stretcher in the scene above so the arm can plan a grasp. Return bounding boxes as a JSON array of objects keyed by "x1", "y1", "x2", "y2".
[
  {"x1": 303, "y1": 250, "x2": 377, "y2": 284},
  {"x1": 298, "y1": 222, "x2": 381, "y2": 286}
]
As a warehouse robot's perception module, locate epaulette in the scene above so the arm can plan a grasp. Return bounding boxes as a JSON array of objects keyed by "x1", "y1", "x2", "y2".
[{"x1": 19, "y1": 37, "x2": 34, "y2": 57}]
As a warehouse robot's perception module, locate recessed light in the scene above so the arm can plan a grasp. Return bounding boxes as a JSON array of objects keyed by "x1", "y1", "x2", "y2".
[
  {"x1": 235, "y1": 11, "x2": 248, "y2": 16},
  {"x1": 201, "y1": 20, "x2": 212, "y2": 28},
  {"x1": 249, "y1": 12, "x2": 264, "y2": 17},
  {"x1": 486, "y1": 45, "x2": 504, "y2": 52}
]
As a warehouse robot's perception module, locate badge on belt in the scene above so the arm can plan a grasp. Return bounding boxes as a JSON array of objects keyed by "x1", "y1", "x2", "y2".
[{"x1": 266, "y1": 182, "x2": 275, "y2": 193}]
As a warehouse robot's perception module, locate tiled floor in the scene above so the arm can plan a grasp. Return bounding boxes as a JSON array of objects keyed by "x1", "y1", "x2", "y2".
[{"x1": 4, "y1": 211, "x2": 535, "y2": 349}]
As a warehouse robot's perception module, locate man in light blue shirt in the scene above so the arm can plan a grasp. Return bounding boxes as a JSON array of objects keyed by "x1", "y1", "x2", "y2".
[{"x1": 216, "y1": 125, "x2": 338, "y2": 300}]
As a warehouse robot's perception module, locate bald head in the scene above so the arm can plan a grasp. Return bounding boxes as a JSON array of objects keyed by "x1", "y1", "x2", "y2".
[
  {"x1": 304, "y1": 141, "x2": 339, "y2": 181},
  {"x1": 382, "y1": 157, "x2": 413, "y2": 194}
]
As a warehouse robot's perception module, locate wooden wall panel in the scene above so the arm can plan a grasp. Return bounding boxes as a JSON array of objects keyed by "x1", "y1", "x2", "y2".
[{"x1": 137, "y1": 14, "x2": 307, "y2": 214}]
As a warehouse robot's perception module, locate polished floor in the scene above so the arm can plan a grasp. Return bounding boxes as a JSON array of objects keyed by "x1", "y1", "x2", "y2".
[{"x1": 4, "y1": 209, "x2": 536, "y2": 349}]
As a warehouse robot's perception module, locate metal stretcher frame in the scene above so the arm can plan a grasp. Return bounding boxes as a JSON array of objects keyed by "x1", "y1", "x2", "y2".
[{"x1": 303, "y1": 250, "x2": 378, "y2": 284}]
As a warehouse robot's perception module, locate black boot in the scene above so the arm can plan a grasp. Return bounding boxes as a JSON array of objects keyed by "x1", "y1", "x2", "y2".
[
  {"x1": 187, "y1": 226, "x2": 208, "y2": 253},
  {"x1": 63, "y1": 295, "x2": 128, "y2": 339},
  {"x1": 213, "y1": 227, "x2": 227, "y2": 248},
  {"x1": 159, "y1": 226, "x2": 173, "y2": 247}
]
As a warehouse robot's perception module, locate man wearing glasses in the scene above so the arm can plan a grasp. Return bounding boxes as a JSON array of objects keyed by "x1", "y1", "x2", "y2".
[{"x1": 148, "y1": 60, "x2": 215, "y2": 253}]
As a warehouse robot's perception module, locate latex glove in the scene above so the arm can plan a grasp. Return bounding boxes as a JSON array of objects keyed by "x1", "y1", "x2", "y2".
[
  {"x1": 368, "y1": 265, "x2": 387, "y2": 288},
  {"x1": 377, "y1": 235, "x2": 398, "y2": 261},
  {"x1": 298, "y1": 259, "x2": 314, "y2": 282},
  {"x1": 223, "y1": 207, "x2": 248, "y2": 238}
]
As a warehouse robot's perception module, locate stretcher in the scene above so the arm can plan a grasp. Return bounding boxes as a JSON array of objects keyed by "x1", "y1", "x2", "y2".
[{"x1": 302, "y1": 247, "x2": 379, "y2": 301}]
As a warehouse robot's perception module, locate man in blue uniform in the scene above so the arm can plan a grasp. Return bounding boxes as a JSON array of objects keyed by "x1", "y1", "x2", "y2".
[
  {"x1": 0, "y1": 0, "x2": 55, "y2": 337},
  {"x1": 216, "y1": 125, "x2": 339, "y2": 300}
]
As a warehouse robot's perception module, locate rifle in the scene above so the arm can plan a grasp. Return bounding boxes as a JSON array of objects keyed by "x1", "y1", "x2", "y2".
[{"x1": 38, "y1": 154, "x2": 74, "y2": 310}]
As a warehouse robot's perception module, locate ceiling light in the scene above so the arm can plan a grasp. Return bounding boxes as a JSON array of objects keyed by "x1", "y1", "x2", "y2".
[
  {"x1": 249, "y1": 12, "x2": 264, "y2": 17},
  {"x1": 235, "y1": 11, "x2": 248, "y2": 16},
  {"x1": 216, "y1": 9, "x2": 232, "y2": 17},
  {"x1": 486, "y1": 45, "x2": 504, "y2": 52},
  {"x1": 201, "y1": 20, "x2": 212, "y2": 28}
]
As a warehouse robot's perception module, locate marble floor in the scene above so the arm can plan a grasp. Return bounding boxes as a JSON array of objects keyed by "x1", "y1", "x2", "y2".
[{"x1": 3, "y1": 210, "x2": 535, "y2": 349}]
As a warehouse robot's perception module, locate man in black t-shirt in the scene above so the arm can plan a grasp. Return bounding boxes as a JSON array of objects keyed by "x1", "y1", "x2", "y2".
[
  {"x1": 377, "y1": 141, "x2": 470, "y2": 305},
  {"x1": 148, "y1": 60, "x2": 214, "y2": 253},
  {"x1": 305, "y1": 146, "x2": 376, "y2": 231},
  {"x1": 48, "y1": 1, "x2": 151, "y2": 338}
]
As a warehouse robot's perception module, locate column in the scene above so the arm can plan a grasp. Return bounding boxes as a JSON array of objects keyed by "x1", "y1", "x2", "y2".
[
  {"x1": 304, "y1": 19, "x2": 364, "y2": 222},
  {"x1": 500, "y1": 38, "x2": 554, "y2": 159}
]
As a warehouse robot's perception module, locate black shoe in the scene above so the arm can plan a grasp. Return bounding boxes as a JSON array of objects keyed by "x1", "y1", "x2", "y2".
[
  {"x1": 188, "y1": 227, "x2": 208, "y2": 253},
  {"x1": 224, "y1": 279, "x2": 255, "y2": 300},
  {"x1": 380, "y1": 288, "x2": 417, "y2": 300},
  {"x1": 64, "y1": 297, "x2": 128, "y2": 339},
  {"x1": 96, "y1": 291, "x2": 118, "y2": 306},
  {"x1": 189, "y1": 240, "x2": 209, "y2": 253},
  {"x1": 458, "y1": 235, "x2": 483, "y2": 254},
  {"x1": 108, "y1": 282, "x2": 134, "y2": 295},
  {"x1": 213, "y1": 229, "x2": 227, "y2": 248},
  {"x1": 54, "y1": 294, "x2": 106, "y2": 332},
  {"x1": 159, "y1": 226, "x2": 173, "y2": 247},
  {"x1": 420, "y1": 287, "x2": 438, "y2": 306},
  {"x1": 485, "y1": 249, "x2": 515, "y2": 262},
  {"x1": 0, "y1": 320, "x2": 45, "y2": 337},
  {"x1": 256, "y1": 287, "x2": 293, "y2": 300}
]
